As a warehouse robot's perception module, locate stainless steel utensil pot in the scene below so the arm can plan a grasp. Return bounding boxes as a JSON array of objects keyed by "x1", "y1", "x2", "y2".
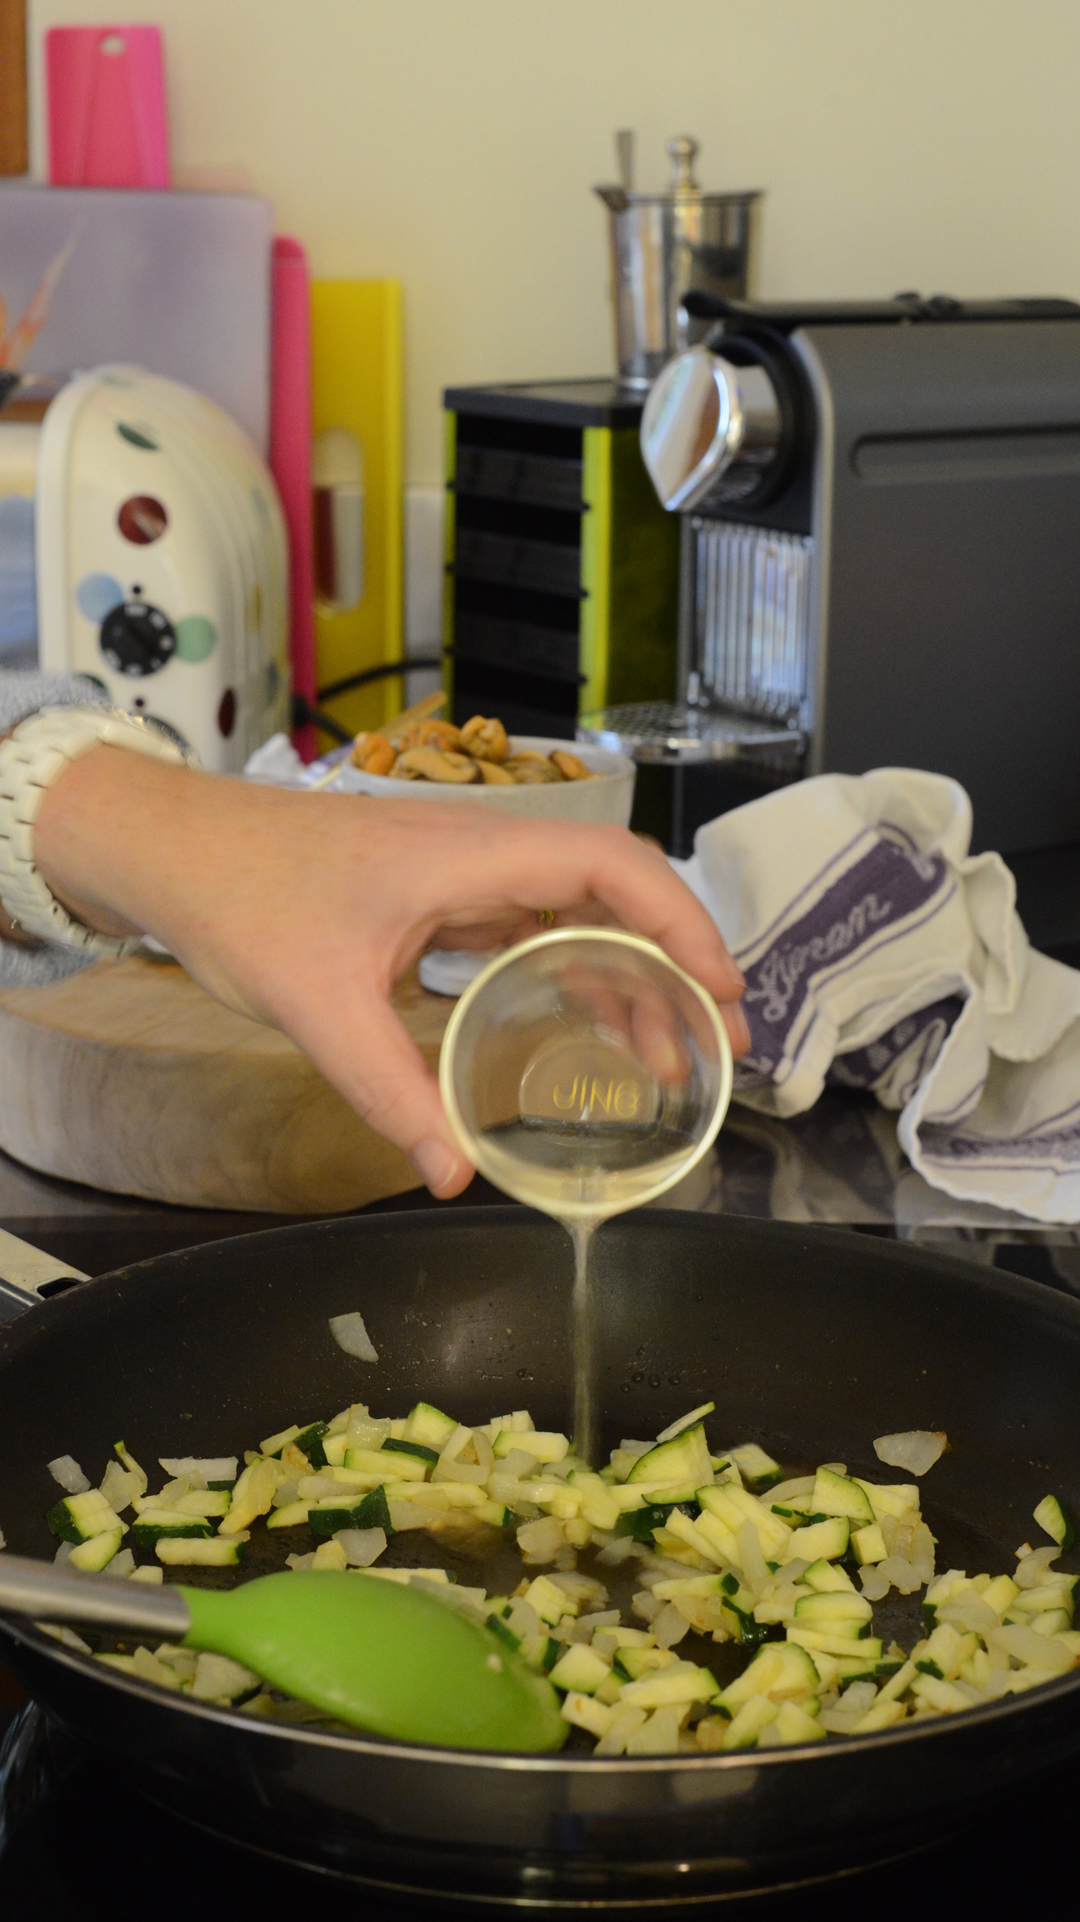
[{"x1": 595, "y1": 137, "x2": 761, "y2": 390}]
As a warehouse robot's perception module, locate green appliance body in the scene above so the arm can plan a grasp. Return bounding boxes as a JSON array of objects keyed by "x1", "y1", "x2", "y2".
[{"x1": 442, "y1": 380, "x2": 679, "y2": 738}]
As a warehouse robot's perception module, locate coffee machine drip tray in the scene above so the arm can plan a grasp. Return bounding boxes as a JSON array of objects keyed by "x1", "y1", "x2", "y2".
[{"x1": 578, "y1": 698, "x2": 805, "y2": 766}]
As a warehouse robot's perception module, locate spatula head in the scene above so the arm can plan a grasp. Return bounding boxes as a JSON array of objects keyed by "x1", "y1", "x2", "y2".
[{"x1": 180, "y1": 1572, "x2": 567, "y2": 1753}]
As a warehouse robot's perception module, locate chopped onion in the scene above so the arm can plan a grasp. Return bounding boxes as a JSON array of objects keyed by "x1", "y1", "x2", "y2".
[
  {"x1": 596, "y1": 1534, "x2": 643, "y2": 1566},
  {"x1": 99, "y1": 1462, "x2": 141, "y2": 1514},
  {"x1": 1014, "y1": 1545, "x2": 1060, "y2": 1588},
  {"x1": 877, "y1": 1555, "x2": 924, "y2": 1595},
  {"x1": 103, "y1": 1548, "x2": 136, "y2": 1580},
  {"x1": 873, "y1": 1430, "x2": 947, "y2": 1476},
  {"x1": 653, "y1": 1602, "x2": 691, "y2": 1648},
  {"x1": 386, "y1": 1500, "x2": 430, "y2": 1531},
  {"x1": 159, "y1": 1456, "x2": 237, "y2": 1484},
  {"x1": 768, "y1": 1476, "x2": 815, "y2": 1504},
  {"x1": 497, "y1": 1447, "x2": 538, "y2": 1479},
  {"x1": 47, "y1": 1455, "x2": 89, "y2": 1494},
  {"x1": 516, "y1": 1516, "x2": 565, "y2": 1564},
  {"x1": 506, "y1": 1598, "x2": 541, "y2": 1640},
  {"x1": 334, "y1": 1526, "x2": 387, "y2": 1567},
  {"x1": 328, "y1": 1312, "x2": 378, "y2": 1363},
  {"x1": 433, "y1": 1456, "x2": 487, "y2": 1485},
  {"x1": 38, "y1": 1623, "x2": 91, "y2": 1654}
]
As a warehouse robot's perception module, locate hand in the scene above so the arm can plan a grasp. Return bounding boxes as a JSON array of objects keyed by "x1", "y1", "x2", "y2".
[{"x1": 33, "y1": 749, "x2": 748, "y2": 1197}]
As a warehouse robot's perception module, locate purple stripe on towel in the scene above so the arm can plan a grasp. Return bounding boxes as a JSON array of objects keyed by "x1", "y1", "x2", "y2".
[
  {"x1": 828, "y1": 996, "x2": 964, "y2": 1092},
  {"x1": 920, "y1": 1119, "x2": 1080, "y2": 1165},
  {"x1": 741, "y1": 839, "x2": 949, "y2": 1072}
]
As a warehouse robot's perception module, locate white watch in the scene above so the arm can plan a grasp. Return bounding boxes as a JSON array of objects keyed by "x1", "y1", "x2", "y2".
[{"x1": 0, "y1": 705, "x2": 194, "y2": 957}]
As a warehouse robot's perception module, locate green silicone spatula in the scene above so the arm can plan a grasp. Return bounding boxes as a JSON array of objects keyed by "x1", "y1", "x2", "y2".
[{"x1": 0, "y1": 1553, "x2": 567, "y2": 1752}]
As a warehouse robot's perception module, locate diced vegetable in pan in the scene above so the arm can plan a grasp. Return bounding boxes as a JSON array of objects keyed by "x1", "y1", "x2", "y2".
[{"x1": 22, "y1": 1390, "x2": 1080, "y2": 1755}]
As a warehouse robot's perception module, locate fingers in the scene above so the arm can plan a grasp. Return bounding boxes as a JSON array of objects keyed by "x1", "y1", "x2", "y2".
[
  {"x1": 439, "y1": 815, "x2": 744, "y2": 1008},
  {"x1": 283, "y1": 987, "x2": 476, "y2": 1200}
]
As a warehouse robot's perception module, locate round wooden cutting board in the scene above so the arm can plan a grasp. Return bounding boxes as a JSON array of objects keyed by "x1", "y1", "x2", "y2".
[{"x1": 0, "y1": 954, "x2": 454, "y2": 1214}]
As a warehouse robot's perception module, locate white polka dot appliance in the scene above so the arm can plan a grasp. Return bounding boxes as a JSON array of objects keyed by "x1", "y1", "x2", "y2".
[{"x1": 1, "y1": 365, "x2": 290, "y2": 770}]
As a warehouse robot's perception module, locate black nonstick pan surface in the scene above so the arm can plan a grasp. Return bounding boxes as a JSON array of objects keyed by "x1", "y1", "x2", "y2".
[{"x1": 1, "y1": 1207, "x2": 1079, "y2": 1910}]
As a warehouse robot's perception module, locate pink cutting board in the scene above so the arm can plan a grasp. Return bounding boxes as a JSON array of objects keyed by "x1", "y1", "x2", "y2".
[{"x1": 46, "y1": 25, "x2": 170, "y2": 190}]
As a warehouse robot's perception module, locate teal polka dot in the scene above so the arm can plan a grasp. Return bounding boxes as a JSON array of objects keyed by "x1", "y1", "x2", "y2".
[
  {"x1": 174, "y1": 616, "x2": 217, "y2": 663},
  {"x1": 117, "y1": 421, "x2": 159, "y2": 451},
  {"x1": 76, "y1": 572, "x2": 124, "y2": 621}
]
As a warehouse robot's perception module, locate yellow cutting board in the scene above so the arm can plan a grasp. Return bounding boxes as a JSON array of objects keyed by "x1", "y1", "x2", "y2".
[
  {"x1": 0, "y1": 954, "x2": 452, "y2": 1214},
  {"x1": 312, "y1": 278, "x2": 404, "y2": 745}
]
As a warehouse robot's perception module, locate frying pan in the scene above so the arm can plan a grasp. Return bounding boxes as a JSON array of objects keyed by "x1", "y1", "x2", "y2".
[{"x1": 1, "y1": 1206, "x2": 1079, "y2": 1910}]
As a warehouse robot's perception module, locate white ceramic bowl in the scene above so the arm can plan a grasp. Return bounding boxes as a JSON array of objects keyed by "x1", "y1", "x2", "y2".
[{"x1": 331, "y1": 735, "x2": 636, "y2": 826}]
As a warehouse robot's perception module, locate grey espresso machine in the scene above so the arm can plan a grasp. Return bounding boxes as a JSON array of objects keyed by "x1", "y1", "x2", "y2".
[{"x1": 582, "y1": 294, "x2": 1080, "y2": 874}]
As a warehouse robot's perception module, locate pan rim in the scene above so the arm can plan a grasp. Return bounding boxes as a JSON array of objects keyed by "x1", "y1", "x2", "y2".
[
  {"x1": 9, "y1": 1619, "x2": 1080, "y2": 1772},
  {"x1": 5, "y1": 1203, "x2": 1080, "y2": 1350},
  {"x1": 5, "y1": 1205, "x2": 1080, "y2": 1773}
]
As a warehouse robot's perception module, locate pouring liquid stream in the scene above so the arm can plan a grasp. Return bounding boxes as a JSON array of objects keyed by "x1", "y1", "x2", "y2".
[{"x1": 480, "y1": 1118, "x2": 699, "y2": 1463}]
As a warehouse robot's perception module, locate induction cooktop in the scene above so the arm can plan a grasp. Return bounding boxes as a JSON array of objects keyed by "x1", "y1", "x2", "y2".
[{"x1": 0, "y1": 1697, "x2": 1069, "y2": 1919}]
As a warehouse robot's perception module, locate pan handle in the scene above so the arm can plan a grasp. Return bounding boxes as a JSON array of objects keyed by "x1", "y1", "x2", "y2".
[{"x1": 0, "y1": 1228, "x2": 88, "y2": 1324}]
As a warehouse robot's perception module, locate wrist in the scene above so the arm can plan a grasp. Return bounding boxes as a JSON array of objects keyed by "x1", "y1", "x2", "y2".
[{"x1": 34, "y1": 744, "x2": 188, "y2": 941}]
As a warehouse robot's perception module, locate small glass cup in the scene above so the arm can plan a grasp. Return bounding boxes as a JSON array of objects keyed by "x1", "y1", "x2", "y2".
[{"x1": 439, "y1": 928, "x2": 733, "y2": 1222}]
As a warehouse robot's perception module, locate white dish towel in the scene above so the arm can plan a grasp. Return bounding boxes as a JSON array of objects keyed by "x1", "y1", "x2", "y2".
[{"x1": 674, "y1": 768, "x2": 1080, "y2": 1224}]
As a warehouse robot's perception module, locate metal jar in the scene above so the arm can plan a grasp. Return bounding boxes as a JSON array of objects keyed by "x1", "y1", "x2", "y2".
[{"x1": 595, "y1": 136, "x2": 761, "y2": 390}]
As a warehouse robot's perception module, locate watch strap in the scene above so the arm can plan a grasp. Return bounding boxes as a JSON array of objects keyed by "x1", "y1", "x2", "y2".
[{"x1": 0, "y1": 706, "x2": 192, "y2": 957}]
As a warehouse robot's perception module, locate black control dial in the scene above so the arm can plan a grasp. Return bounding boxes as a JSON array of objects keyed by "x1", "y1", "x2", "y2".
[{"x1": 99, "y1": 600, "x2": 176, "y2": 677}]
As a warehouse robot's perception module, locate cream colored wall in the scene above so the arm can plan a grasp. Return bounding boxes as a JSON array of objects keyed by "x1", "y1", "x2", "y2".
[{"x1": 27, "y1": 0, "x2": 1080, "y2": 485}]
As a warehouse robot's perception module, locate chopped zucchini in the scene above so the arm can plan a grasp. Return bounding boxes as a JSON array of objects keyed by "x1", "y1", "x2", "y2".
[
  {"x1": 381, "y1": 1438, "x2": 439, "y2": 1465},
  {"x1": 549, "y1": 1645, "x2": 612, "y2": 1694},
  {"x1": 714, "y1": 1642, "x2": 819, "y2": 1715},
  {"x1": 403, "y1": 1402, "x2": 458, "y2": 1451},
  {"x1": 132, "y1": 1511, "x2": 213, "y2": 1549},
  {"x1": 851, "y1": 1523, "x2": 888, "y2": 1565},
  {"x1": 345, "y1": 1447, "x2": 426, "y2": 1481},
  {"x1": 493, "y1": 1430, "x2": 569, "y2": 1464},
  {"x1": 293, "y1": 1422, "x2": 330, "y2": 1468},
  {"x1": 626, "y1": 1422, "x2": 711, "y2": 1489},
  {"x1": 793, "y1": 1591, "x2": 873, "y2": 1628},
  {"x1": 803, "y1": 1559, "x2": 855, "y2": 1594},
  {"x1": 654, "y1": 1402, "x2": 715, "y2": 1444},
  {"x1": 773, "y1": 1699, "x2": 827, "y2": 1745},
  {"x1": 70, "y1": 1526, "x2": 123, "y2": 1571},
  {"x1": 810, "y1": 1468, "x2": 875, "y2": 1526},
  {"x1": 852, "y1": 1477, "x2": 919, "y2": 1520},
  {"x1": 309, "y1": 1484, "x2": 393, "y2": 1539},
  {"x1": 726, "y1": 1444, "x2": 783, "y2": 1491},
  {"x1": 47, "y1": 1490, "x2": 124, "y2": 1546},
  {"x1": 266, "y1": 1500, "x2": 312, "y2": 1530},
  {"x1": 614, "y1": 1647, "x2": 679, "y2": 1682},
  {"x1": 156, "y1": 1536, "x2": 245, "y2": 1567},
  {"x1": 259, "y1": 1423, "x2": 303, "y2": 1458},
  {"x1": 780, "y1": 1516, "x2": 849, "y2": 1564},
  {"x1": 618, "y1": 1661, "x2": 717, "y2": 1709},
  {"x1": 1034, "y1": 1494, "x2": 1075, "y2": 1550},
  {"x1": 788, "y1": 1628, "x2": 883, "y2": 1661},
  {"x1": 523, "y1": 1575, "x2": 573, "y2": 1626}
]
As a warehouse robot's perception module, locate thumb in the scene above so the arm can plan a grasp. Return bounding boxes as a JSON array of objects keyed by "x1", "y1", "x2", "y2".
[{"x1": 293, "y1": 990, "x2": 475, "y2": 1199}]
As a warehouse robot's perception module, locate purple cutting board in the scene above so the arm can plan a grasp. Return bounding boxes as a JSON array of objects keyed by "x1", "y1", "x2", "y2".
[{"x1": 0, "y1": 184, "x2": 272, "y2": 450}]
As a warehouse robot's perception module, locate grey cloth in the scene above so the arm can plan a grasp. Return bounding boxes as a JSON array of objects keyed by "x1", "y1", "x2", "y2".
[{"x1": 0, "y1": 671, "x2": 110, "y2": 985}]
